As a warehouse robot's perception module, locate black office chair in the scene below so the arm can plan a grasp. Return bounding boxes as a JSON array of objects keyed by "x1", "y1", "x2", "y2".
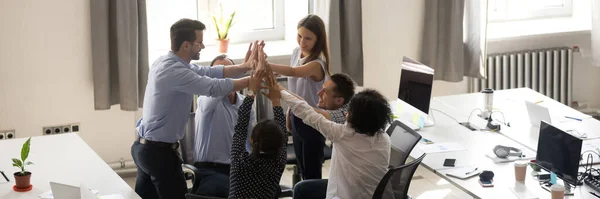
[
  {"x1": 180, "y1": 113, "x2": 203, "y2": 193},
  {"x1": 386, "y1": 120, "x2": 422, "y2": 167},
  {"x1": 372, "y1": 154, "x2": 426, "y2": 199}
]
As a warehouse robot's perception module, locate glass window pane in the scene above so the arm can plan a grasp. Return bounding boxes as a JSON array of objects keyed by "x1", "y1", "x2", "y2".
[
  {"x1": 216, "y1": 0, "x2": 274, "y2": 31},
  {"x1": 146, "y1": 0, "x2": 197, "y2": 50}
]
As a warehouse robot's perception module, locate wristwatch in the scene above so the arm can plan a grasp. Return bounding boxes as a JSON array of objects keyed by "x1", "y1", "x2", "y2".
[{"x1": 247, "y1": 89, "x2": 255, "y2": 97}]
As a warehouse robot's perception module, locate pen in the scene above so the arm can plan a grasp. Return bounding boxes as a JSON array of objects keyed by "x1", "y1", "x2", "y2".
[
  {"x1": 465, "y1": 168, "x2": 478, "y2": 175},
  {"x1": 565, "y1": 116, "x2": 582, "y2": 121},
  {"x1": 590, "y1": 192, "x2": 600, "y2": 198},
  {"x1": 535, "y1": 100, "x2": 543, "y2": 104},
  {"x1": 0, "y1": 171, "x2": 9, "y2": 182}
]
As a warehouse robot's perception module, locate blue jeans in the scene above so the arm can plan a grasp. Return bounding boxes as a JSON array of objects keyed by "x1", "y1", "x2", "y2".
[
  {"x1": 193, "y1": 167, "x2": 230, "y2": 198},
  {"x1": 293, "y1": 179, "x2": 328, "y2": 199}
]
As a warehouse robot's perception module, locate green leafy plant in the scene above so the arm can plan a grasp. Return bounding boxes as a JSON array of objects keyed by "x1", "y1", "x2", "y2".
[
  {"x1": 12, "y1": 138, "x2": 33, "y2": 176},
  {"x1": 211, "y1": 3, "x2": 236, "y2": 40}
]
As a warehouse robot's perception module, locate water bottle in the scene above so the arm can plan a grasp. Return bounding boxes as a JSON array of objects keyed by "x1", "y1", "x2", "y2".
[{"x1": 481, "y1": 88, "x2": 494, "y2": 119}]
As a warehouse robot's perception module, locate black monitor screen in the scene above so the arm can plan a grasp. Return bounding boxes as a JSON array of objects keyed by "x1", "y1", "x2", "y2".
[
  {"x1": 398, "y1": 69, "x2": 433, "y2": 114},
  {"x1": 535, "y1": 121, "x2": 582, "y2": 185}
]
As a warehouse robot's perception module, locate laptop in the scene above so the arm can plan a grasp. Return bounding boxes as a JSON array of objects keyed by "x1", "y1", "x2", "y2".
[
  {"x1": 524, "y1": 101, "x2": 552, "y2": 127},
  {"x1": 49, "y1": 182, "x2": 97, "y2": 199},
  {"x1": 525, "y1": 101, "x2": 577, "y2": 133}
]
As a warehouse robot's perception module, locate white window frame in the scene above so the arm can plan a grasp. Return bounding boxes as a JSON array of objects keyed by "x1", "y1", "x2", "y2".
[
  {"x1": 488, "y1": 0, "x2": 573, "y2": 23},
  {"x1": 197, "y1": 0, "x2": 285, "y2": 45}
]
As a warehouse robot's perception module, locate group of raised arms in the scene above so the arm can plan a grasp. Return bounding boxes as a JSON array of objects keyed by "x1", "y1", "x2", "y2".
[{"x1": 133, "y1": 13, "x2": 394, "y2": 199}]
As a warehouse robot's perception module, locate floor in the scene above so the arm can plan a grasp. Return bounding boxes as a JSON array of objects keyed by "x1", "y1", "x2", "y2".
[{"x1": 122, "y1": 160, "x2": 473, "y2": 199}]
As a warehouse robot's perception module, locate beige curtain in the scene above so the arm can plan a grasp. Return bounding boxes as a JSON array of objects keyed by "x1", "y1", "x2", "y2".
[
  {"x1": 313, "y1": 0, "x2": 364, "y2": 86},
  {"x1": 592, "y1": 0, "x2": 600, "y2": 67},
  {"x1": 421, "y1": 0, "x2": 487, "y2": 82},
  {"x1": 90, "y1": 0, "x2": 149, "y2": 111}
]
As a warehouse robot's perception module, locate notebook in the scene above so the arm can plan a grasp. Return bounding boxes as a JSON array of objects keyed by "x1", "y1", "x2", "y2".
[{"x1": 446, "y1": 166, "x2": 481, "y2": 179}]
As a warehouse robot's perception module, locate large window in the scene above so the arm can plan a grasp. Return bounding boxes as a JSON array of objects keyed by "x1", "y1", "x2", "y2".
[
  {"x1": 488, "y1": 0, "x2": 573, "y2": 22},
  {"x1": 146, "y1": 0, "x2": 285, "y2": 52}
]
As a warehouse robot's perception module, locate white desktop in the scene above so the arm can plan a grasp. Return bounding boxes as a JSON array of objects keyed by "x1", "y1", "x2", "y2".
[{"x1": 393, "y1": 56, "x2": 435, "y2": 130}]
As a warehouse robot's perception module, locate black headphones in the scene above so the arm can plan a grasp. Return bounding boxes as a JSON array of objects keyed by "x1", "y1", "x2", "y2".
[
  {"x1": 479, "y1": 170, "x2": 494, "y2": 181},
  {"x1": 493, "y1": 145, "x2": 523, "y2": 158}
]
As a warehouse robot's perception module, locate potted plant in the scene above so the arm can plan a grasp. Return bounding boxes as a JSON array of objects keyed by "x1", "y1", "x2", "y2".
[
  {"x1": 211, "y1": 3, "x2": 236, "y2": 53},
  {"x1": 12, "y1": 137, "x2": 33, "y2": 191}
]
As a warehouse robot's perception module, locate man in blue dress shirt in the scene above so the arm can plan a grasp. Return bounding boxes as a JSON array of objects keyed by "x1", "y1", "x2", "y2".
[
  {"x1": 131, "y1": 18, "x2": 257, "y2": 199},
  {"x1": 191, "y1": 55, "x2": 256, "y2": 197}
]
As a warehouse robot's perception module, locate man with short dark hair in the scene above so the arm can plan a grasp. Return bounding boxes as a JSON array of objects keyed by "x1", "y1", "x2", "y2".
[
  {"x1": 191, "y1": 55, "x2": 256, "y2": 197},
  {"x1": 314, "y1": 73, "x2": 356, "y2": 123},
  {"x1": 131, "y1": 18, "x2": 259, "y2": 199},
  {"x1": 285, "y1": 73, "x2": 356, "y2": 124}
]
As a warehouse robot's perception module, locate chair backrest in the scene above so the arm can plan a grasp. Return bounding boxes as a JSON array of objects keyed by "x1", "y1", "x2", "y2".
[
  {"x1": 180, "y1": 112, "x2": 196, "y2": 165},
  {"x1": 386, "y1": 120, "x2": 422, "y2": 167},
  {"x1": 372, "y1": 153, "x2": 426, "y2": 199}
]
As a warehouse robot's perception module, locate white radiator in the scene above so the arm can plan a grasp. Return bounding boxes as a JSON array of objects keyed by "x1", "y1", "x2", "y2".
[{"x1": 470, "y1": 47, "x2": 573, "y2": 105}]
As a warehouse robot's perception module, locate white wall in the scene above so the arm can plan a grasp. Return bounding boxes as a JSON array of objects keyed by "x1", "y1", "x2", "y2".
[
  {"x1": 362, "y1": 0, "x2": 425, "y2": 100},
  {"x1": 0, "y1": 0, "x2": 137, "y2": 163}
]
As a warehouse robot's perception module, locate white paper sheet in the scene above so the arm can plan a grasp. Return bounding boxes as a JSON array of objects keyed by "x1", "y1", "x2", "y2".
[{"x1": 418, "y1": 142, "x2": 467, "y2": 154}]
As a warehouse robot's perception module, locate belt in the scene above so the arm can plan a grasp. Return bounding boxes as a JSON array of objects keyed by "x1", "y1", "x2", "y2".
[
  {"x1": 194, "y1": 162, "x2": 231, "y2": 170},
  {"x1": 137, "y1": 137, "x2": 179, "y2": 150}
]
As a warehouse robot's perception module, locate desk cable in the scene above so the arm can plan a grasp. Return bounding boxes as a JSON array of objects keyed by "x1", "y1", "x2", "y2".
[
  {"x1": 430, "y1": 108, "x2": 460, "y2": 123},
  {"x1": 576, "y1": 150, "x2": 600, "y2": 186},
  {"x1": 467, "y1": 108, "x2": 484, "y2": 125},
  {"x1": 490, "y1": 111, "x2": 509, "y2": 126}
]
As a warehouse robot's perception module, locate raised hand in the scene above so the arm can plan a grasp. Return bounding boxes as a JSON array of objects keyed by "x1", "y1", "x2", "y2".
[
  {"x1": 243, "y1": 42, "x2": 253, "y2": 63},
  {"x1": 261, "y1": 71, "x2": 282, "y2": 104},
  {"x1": 248, "y1": 68, "x2": 264, "y2": 94},
  {"x1": 244, "y1": 40, "x2": 261, "y2": 71}
]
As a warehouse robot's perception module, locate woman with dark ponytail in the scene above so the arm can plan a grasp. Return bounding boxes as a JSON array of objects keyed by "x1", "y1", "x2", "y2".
[{"x1": 228, "y1": 46, "x2": 287, "y2": 199}]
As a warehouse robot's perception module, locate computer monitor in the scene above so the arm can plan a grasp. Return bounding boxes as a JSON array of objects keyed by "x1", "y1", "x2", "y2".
[
  {"x1": 535, "y1": 120, "x2": 582, "y2": 186},
  {"x1": 398, "y1": 57, "x2": 434, "y2": 115}
]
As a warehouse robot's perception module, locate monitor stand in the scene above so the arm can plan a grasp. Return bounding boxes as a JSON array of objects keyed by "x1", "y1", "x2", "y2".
[
  {"x1": 540, "y1": 181, "x2": 574, "y2": 196},
  {"x1": 423, "y1": 110, "x2": 435, "y2": 127}
]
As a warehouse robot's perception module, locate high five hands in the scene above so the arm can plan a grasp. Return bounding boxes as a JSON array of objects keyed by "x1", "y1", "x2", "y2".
[{"x1": 246, "y1": 40, "x2": 281, "y2": 104}]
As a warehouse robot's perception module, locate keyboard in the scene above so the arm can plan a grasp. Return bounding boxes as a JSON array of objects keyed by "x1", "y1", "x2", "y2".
[
  {"x1": 509, "y1": 185, "x2": 538, "y2": 199},
  {"x1": 585, "y1": 175, "x2": 600, "y2": 193}
]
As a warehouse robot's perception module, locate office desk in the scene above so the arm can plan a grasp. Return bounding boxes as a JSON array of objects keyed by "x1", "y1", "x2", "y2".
[
  {"x1": 0, "y1": 134, "x2": 140, "y2": 199},
  {"x1": 391, "y1": 88, "x2": 600, "y2": 198},
  {"x1": 433, "y1": 88, "x2": 600, "y2": 151}
]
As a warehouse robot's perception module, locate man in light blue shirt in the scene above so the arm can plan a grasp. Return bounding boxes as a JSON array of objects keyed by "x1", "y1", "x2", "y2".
[
  {"x1": 131, "y1": 19, "x2": 257, "y2": 199},
  {"x1": 191, "y1": 55, "x2": 256, "y2": 197}
]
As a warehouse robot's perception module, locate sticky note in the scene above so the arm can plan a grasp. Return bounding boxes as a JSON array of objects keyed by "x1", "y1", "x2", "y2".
[
  {"x1": 412, "y1": 114, "x2": 419, "y2": 125},
  {"x1": 550, "y1": 172, "x2": 557, "y2": 185},
  {"x1": 396, "y1": 102, "x2": 404, "y2": 113},
  {"x1": 418, "y1": 116, "x2": 425, "y2": 128}
]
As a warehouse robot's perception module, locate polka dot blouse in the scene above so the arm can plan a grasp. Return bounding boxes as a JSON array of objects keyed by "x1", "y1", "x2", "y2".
[{"x1": 228, "y1": 96, "x2": 288, "y2": 199}]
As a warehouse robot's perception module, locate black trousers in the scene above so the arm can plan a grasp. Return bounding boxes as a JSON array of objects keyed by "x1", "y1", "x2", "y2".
[
  {"x1": 290, "y1": 110, "x2": 326, "y2": 180},
  {"x1": 131, "y1": 141, "x2": 187, "y2": 199},
  {"x1": 192, "y1": 162, "x2": 230, "y2": 198}
]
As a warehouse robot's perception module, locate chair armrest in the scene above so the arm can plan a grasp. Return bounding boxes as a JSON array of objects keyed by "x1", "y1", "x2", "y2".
[
  {"x1": 183, "y1": 164, "x2": 201, "y2": 175},
  {"x1": 182, "y1": 163, "x2": 202, "y2": 193}
]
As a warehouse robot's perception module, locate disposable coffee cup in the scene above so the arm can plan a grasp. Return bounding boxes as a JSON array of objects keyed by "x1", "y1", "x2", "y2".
[
  {"x1": 514, "y1": 161, "x2": 527, "y2": 182},
  {"x1": 551, "y1": 184, "x2": 565, "y2": 199}
]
